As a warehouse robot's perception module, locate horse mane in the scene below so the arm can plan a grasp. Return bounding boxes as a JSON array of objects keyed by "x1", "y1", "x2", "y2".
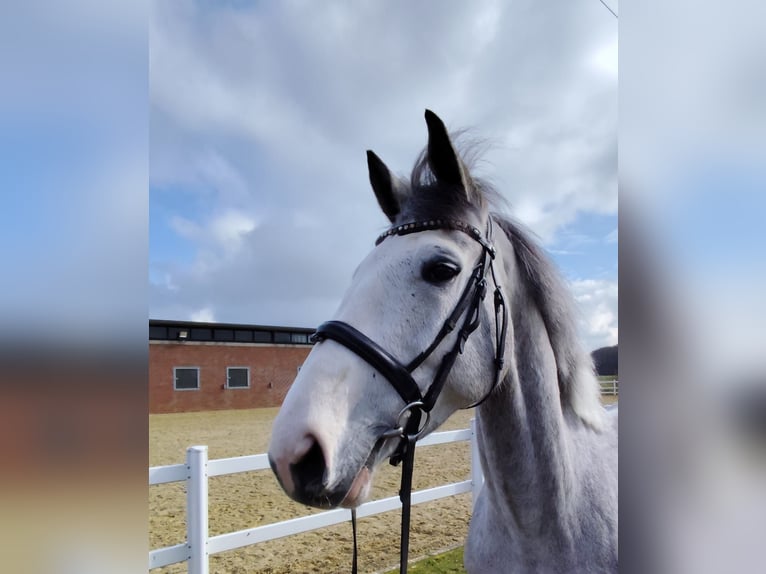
[
  {"x1": 401, "y1": 140, "x2": 605, "y2": 429},
  {"x1": 493, "y1": 216, "x2": 604, "y2": 428}
]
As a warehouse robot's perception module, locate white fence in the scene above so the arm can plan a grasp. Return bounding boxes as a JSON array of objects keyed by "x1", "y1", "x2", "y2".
[
  {"x1": 599, "y1": 379, "x2": 619, "y2": 396},
  {"x1": 149, "y1": 419, "x2": 483, "y2": 574}
]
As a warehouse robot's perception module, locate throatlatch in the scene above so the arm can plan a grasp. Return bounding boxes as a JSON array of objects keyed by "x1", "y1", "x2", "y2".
[{"x1": 310, "y1": 217, "x2": 508, "y2": 574}]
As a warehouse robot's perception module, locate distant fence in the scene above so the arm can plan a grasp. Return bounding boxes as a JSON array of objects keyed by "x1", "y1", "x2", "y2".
[
  {"x1": 599, "y1": 379, "x2": 619, "y2": 396},
  {"x1": 148, "y1": 420, "x2": 483, "y2": 574}
]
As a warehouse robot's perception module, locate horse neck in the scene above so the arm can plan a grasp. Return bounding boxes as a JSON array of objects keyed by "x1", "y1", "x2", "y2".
[{"x1": 475, "y1": 282, "x2": 579, "y2": 539}]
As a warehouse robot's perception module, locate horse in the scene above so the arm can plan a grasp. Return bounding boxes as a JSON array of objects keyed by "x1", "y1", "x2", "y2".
[{"x1": 268, "y1": 110, "x2": 618, "y2": 573}]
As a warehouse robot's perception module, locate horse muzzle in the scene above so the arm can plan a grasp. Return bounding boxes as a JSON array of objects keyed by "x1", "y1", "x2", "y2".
[
  {"x1": 268, "y1": 434, "x2": 346, "y2": 508},
  {"x1": 269, "y1": 429, "x2": 390, "y2": 509}
]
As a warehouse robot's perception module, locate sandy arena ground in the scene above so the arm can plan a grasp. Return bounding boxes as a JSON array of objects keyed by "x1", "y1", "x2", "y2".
[
  {"x1": 150, "y1": 397, "x2": 618, "y2": 573},
  {"x1": 150, "y1": 407, "x2": 475, "y2": 574}
]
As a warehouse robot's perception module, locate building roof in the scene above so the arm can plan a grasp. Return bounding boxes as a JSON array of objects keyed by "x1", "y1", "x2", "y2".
[{"x1": 149, "y1": 319, "x2": 315, "y2": 345}]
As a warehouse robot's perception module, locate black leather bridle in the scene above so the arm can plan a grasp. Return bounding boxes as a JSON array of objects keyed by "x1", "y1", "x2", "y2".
[{"x1": 310, "y1": 216, "x2": 509, "y2": 574}]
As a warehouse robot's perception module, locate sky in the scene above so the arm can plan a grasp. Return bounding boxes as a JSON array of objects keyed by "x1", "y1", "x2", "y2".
[{"x1": 149, "y1": 0, "x2": 618, "y2": 352}]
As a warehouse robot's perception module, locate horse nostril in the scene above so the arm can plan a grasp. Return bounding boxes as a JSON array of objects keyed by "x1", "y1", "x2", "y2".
[{"x1": 289, "y1": 436, "x2": 330, "y2": 505}]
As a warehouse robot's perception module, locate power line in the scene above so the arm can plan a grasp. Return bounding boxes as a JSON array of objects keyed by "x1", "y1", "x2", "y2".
[{"x1": 598, "y1": 0, "x2": 618, "y2": 19}]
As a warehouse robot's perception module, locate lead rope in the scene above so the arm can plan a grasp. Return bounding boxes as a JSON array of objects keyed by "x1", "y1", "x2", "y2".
[
  {"x1": 351, "y1": 411, "x2": 421, "y2": 574},
  {"x1": 351, "y1": 508, "x2": 358, "y2": 574},
  {"x1": 398, "y1": 436, "x2": 417, "y2": 574},
  {"x1": 396, "y1": 408, "x2": 422, "y2": 574}
]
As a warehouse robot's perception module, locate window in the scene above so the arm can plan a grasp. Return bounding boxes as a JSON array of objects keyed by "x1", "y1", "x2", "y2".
[
  {"x1": 214, "y1": 329, "x2": 234, "y2": 342},
  {"x1": 174, "y1": 367, "x2": 199, "y2": 390},
  {"x1": 226, "y1": 367, "x2": 250, "y2": 389},
  {"x1": 290, "y1": 332, "x2": 308, "y2": 344},
  {"x1": 273, "y1": 331, "x2": 291, "y2": 343},
  {"x1": 191, "y1": 328, "x2": 212, "y2": 340},
  {"x1": 234, "y1": 330, "x2": 253, "y2": 342},
  {"x1": 253, "y1": 330, "x2": 272, "y2": 343},
  {"x1": 149, "y1": 325, "x2": 168, "y2": 339}
]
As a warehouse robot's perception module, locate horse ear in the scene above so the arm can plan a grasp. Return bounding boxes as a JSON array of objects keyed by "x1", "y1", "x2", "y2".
[
  {"x1": 367, "y1": 150, "x2": 407, "y2": 223},
  {"x1": 424, "y1": 109, "x2": 469, "y2": 192}
]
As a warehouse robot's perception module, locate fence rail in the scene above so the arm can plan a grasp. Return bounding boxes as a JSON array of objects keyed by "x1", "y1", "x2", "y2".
[
  {"x1": 149, "y1": 422, "x2": 482, "y2": 573},
  {"x1": 599, "y1": 379, "x2": 619, "y2": 395}
]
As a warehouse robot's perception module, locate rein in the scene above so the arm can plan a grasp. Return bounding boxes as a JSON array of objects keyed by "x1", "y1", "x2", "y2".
[{"x1": 310, "y1": 217, "x2": 508, "y2": 573}]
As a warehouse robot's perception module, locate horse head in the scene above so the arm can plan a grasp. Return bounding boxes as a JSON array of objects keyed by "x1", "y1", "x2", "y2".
[{"x1": 268, "y1": 111, "x2": 511, "y2": 508}]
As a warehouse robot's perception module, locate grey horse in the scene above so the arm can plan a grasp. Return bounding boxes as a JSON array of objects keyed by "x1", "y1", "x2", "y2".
[{"x1": 269, "y1": 110, "x2": 618, "y2": 573}]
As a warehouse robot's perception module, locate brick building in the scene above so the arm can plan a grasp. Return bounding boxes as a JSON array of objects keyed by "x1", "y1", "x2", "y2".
[{"x1": 149, "y1": 319, "x2": 314, "y2": 413}]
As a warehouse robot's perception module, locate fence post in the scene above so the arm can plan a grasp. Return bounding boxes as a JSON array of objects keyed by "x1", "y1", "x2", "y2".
[
  {"x1": 187, "y1": 446, "x2": 209, "y2": 574},
  {"x1": 470, "y1": 418, "x2": 484, "y2": 508}
]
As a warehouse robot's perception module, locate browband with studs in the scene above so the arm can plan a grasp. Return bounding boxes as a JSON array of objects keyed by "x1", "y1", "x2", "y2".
[{"x1": 375, "y1": 218, "x2": 496, "y2": 257}]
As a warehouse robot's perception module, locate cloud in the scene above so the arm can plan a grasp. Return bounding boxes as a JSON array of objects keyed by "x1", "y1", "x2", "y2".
[
  {"x1": 189, "y1": 307, "x2": 215, "y2": 323},
  {"x1": 570, "y1": 278, "x2": 619, "y2": 350},
  {"x1": 149, "y1": 0, "x2": 617, "y2": 330},
  {"x1": 169, "y1": 209, "x2": 256, "y2": 255},
  {"x1": 588, "y1": 38, "x2": 619, "y2": 78},
  {"x1": 209, "y1": 211, "x2": 257, "y2": 249}
]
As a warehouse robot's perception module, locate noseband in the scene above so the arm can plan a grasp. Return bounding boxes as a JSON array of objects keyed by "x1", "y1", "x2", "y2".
[{"x1": 310, "y1": 217, "x2": 509, "y2": 574}]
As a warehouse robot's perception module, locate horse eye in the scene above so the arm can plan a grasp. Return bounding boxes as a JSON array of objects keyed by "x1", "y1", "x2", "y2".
[{"x1": 422, "y1": 260, "x2": 461, "y2": 284}]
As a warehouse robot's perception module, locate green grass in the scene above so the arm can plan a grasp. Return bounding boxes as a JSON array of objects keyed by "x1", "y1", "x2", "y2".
[{"x1": 386, "y1": 547, "x2": 466, "y2": 574}]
